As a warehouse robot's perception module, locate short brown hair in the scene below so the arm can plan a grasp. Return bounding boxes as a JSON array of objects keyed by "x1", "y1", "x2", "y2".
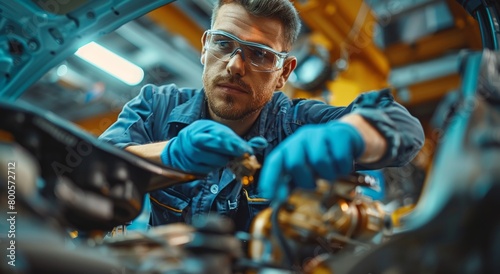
[{"x1": 211, "y1": 0, "x2": 301, "y2": 50}]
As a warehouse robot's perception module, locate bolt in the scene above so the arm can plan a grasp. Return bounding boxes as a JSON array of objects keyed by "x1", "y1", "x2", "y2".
[
  {"x1": 28, "y1": 40, "x2": 39, "y2": 51},
  {"x1": 86, "y1": 11, "x2": 95, "y2": 20}
]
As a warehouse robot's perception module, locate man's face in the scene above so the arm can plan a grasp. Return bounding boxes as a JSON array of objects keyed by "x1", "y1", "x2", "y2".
[{"x1": 202, "y1": 3, "x2": 296, "y2": 121}]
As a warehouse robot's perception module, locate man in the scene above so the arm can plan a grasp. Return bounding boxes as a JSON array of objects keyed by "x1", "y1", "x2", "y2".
[{"x1": 99, "y1": 0, "x2": 424, "y2": 231}]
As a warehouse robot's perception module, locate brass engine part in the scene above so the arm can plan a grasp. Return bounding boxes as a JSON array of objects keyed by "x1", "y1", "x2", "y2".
[
  {"x1": 228, "y1": 153, "x2": 261, "y2": 186},
  {"x1": 249, "y1": 178, "x2": 389, "y2": 266}
]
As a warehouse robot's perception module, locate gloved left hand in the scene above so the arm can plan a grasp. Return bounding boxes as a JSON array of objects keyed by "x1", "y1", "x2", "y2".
[{"x1": 258, "y1": 122, "x2": 365, "y2": 201}]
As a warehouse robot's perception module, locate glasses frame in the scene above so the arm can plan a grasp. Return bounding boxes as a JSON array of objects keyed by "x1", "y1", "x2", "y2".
[{"x1": 202, "y1": 29, "x2": 289, "y2": 72}]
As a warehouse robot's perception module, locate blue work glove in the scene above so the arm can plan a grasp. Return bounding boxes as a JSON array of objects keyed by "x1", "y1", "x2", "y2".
[
  {"x1": 259, "y1": 122, "x2": 365, "y2": 201},
  {"x1": 161, "y1": 120, "x2": 255, "y2": 174}
]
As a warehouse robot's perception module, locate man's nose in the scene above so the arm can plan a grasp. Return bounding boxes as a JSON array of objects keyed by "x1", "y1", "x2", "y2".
[{"x1": 226, "y1": 48, "x2": 246, "y2": 76}]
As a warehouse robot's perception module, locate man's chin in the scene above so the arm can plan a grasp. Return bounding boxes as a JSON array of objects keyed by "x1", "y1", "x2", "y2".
[
  {"x1": 210, "y1": 103, "x2": 251, "y2": 120},
  {"x1": 212, "y1": 109, "x2": 246, "y2": 121}
]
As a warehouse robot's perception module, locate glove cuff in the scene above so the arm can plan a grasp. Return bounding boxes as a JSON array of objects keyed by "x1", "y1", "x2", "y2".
[
  {"x1": 352, "y1": 108, "x2": 401, "y2": 169},
  {"x1": 160, "y1": 137, "x2": 176, "y2": 165},
  {"x1": 336, "y1": 122, "x2": 366, "y2": 159}
]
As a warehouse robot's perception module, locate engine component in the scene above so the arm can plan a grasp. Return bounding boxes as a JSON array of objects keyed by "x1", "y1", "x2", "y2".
[
  {"x1": 248, "y1": 173, "x2": 391, "y2": 270},
  {"x1": 102, "y1": 215, "x2": 242, "y2": 274},
  {"x1": 227, "y1": 153, "x2": 261, "y2": 186}
]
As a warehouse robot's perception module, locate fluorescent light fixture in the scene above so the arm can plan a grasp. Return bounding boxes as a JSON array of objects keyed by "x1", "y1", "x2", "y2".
[
  {"x1": 56, "y1": 64, "x2": 68, "y2": 76},
  {"x1": 75, "y1": 42, "x2": 144, "y2": 86}
]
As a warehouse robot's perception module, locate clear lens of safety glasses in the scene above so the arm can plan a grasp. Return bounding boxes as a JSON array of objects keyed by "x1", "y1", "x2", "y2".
[{"x1": 203, "y1": 30, "x2": 288, "y2": 72}]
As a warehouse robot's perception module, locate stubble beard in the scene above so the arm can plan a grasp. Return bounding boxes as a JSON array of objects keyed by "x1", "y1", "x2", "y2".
[
  {"x1": 204, "y1": 75, "x2": 268, "y2": 121},
  {"x1": 206, "y1": 90, "x2": 265, "y2": 121}
]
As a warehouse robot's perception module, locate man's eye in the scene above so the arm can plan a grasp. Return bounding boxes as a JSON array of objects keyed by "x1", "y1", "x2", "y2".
[
  {"x1": 214, "y1": 40, "x2": 231, "y2": 49},
  {"x1": 251, "y1": 48, "x2": 267, "y2": 59}
]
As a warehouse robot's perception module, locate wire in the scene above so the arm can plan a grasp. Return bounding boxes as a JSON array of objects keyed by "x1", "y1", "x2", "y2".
[{"x1": 270, "y1": 201, "x2": 295, "y2": 268}]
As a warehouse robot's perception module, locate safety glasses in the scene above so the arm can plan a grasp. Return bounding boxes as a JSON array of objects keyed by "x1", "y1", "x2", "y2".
[{"x1": 202, "y1": 29, "x2": 289, "y2": 72}]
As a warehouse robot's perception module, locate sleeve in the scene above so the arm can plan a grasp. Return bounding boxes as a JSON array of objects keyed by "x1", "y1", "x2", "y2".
[
  {"x1": 350, "y1": 88, "x2": 425, "y2": 169},
  {"x1": 98, "y1": 84, "x2": 159, "y2": 149}
]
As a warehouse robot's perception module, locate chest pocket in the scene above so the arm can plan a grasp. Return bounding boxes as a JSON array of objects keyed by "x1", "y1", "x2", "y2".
[
  {"x1": 149, "y1": 188, "x2": 190, "y2": 226},
  {"x1": 233, "y1": 188, "x2": 271, "y2": 231},
  {"x1": 243, "y1": 188, "x2": 270, "y2": 216}
]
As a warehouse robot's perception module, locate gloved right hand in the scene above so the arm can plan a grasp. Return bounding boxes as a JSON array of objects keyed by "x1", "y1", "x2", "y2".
[
  {"x1": 161, "y1": 120, "x2": 254, "y2": 174},
  {"x1": 258, "y1": 122, "x2": 365, "y2": 201}
]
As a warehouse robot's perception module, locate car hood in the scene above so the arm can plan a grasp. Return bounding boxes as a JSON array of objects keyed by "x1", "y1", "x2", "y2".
[{"x1": 0, "y1": 0, "x2": 175, "y2": 101}]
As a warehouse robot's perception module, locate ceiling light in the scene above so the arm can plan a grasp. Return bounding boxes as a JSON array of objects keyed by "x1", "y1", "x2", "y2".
[
  {"x1": 56, "y1": 64, "x2": 68, "y2": 76},
  {"x1": 75, "y1": 42, "x2": 144, "y2": 86}
]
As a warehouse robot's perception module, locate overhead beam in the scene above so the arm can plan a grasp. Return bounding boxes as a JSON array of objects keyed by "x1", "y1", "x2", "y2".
[
  {"x1": 148, "y1": 3, "x2": 204, "y2": 51},
  {"x1": 395, "y1": 73, "x2": 461, "y2": 106},
  {"x1": 74, "y1": 111, "x2": 120, "y2": 136},
  {"x1": 384, "y1": 0, "x2": 481, "y2": 68},
  {"x1": 294, "y1": 0, "x2": 390, "y2": 79}
]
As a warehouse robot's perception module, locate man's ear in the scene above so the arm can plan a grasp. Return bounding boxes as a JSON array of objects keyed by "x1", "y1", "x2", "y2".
[
  {"x1": 276, "y1": 56, "x2": 297, "y2": 89},
  {"x1": 200, "y1": 49, "x2": 206, "y2": 65},
  {"x1": 200, "y1": 32, "x2": 207, "y2": 65}
]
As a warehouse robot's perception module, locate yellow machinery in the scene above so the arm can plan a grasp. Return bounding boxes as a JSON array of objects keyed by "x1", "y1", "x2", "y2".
[
  {"x1": 289, "y1": 0, "x2": 481, "y2": 107},
  {"x1": 292, "y1": 0, "x2": 390, "y2": 106}
]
